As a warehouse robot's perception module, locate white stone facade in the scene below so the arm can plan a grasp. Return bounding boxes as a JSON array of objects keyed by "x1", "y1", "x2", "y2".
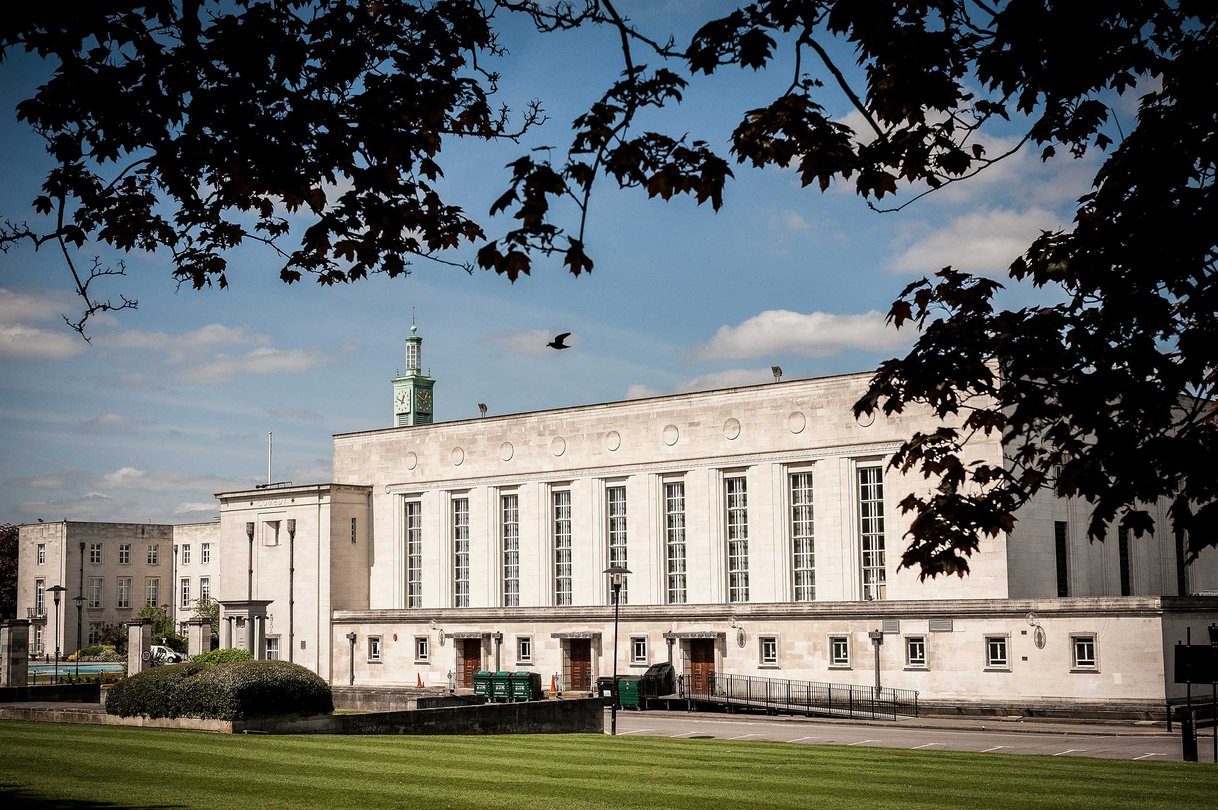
[{"x1": 213, "y1": 370, "x2": 1217, "y2": 709}]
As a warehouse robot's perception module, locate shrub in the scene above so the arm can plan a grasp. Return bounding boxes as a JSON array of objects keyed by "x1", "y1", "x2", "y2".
[
  {"x1": 105, "y1": 663, "x2": 203, "y2": 719},
  {"x1": 106, "y1": 659, "x2": 332, "y2": 721},
  {"x1": 189, "y1": 648, "x2": 253, "y2": 668}
]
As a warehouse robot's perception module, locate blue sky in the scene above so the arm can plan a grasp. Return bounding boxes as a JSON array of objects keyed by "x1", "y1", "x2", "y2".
[{"x1": 0, "y1": 4, "x2": 1122, "y2": 525}]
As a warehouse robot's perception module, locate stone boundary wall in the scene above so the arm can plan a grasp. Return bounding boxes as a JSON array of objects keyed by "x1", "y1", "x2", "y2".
[
  {"x1": 236, "y1": 697, "x2": 603, "y2": 735},
  {"x1": 0, "y1": 697, "x2": 603, "y2": 736},
  {"x1": 330, "y1": 686, "x2": 484, "y2": 712},
  {"x1": 0, "y1": 683, "x2": 100, "y2": 704},
  {"x1": 916, "y1": 698, "x2": 1169, "y2": 721}
]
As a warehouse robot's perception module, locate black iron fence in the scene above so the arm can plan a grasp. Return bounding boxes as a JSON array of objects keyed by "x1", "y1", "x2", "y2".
[{"x1": 680, "y1": 671, "x2": 918, "y2": 720}]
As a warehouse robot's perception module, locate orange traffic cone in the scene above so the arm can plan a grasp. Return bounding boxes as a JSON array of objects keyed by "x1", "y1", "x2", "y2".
[
  {"x1": 550, "y1": 674, "x2": 557, "y2": 693},
  {"x1": 417, "y1": 673, "x2": 423, "y2": 688}
]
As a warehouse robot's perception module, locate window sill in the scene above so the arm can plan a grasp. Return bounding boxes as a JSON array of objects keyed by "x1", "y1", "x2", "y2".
[
  {"x1": 983, "y1": 666, "x2": 1010, "y2": 672},
  {"x1": 628, "y1": 663, "x2": 648, "y2": 668},
  {"x1": 367, "y1": 659, "x2": 383, "y2": 665},
  {"x1": 1070, "y1": 667, "x2": 1100, "y2": 674},
  {"x1": 903, "y1": 665, "x2": 928, "y2": 671},
  {"x1": 515, "y1": 661, "x2": 534, "y2": 667},
  {"x1": 758, "y1": 664, "x2": 780, "y2": 670},
  {"x1": 414, "y1": 659, "x2": 430, "y2": 666},
  {"x1": 828, "y1": 664, "x2": 851, "y2": 670}
]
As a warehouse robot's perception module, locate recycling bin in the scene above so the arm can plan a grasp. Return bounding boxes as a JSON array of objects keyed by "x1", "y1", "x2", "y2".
[
  {"x1": 473, "y1": 670, "x2": 493, "y2": 698},
  {"x1": 491, "y1": 670, "x2": 513, "y2": 701},
  {"x1": 510, "y1": 671, "x2": 543, "y2": 702},
  {"x1": 617, "y1": 675, "x2": 643, "y2": 709}
]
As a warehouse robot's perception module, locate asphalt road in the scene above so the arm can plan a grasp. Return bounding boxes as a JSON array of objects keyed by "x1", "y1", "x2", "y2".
[{"x1": 610, "y1": 710, "x2": 1216, "y2": 763}]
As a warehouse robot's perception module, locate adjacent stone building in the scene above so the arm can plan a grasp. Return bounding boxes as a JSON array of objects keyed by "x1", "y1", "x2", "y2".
[{"x1": 15, "y1": 521, "x2": 218, "y2": 658}]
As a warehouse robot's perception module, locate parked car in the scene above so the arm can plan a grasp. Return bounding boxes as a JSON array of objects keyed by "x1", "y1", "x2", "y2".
[{"x1": 149, "y1": 645, "x2": 185, "y2": 664}]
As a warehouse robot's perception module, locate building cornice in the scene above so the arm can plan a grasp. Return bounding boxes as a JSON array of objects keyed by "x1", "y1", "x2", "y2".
[{"x1": 332, "y1": 596, "x2": 1213, "y2": 625}]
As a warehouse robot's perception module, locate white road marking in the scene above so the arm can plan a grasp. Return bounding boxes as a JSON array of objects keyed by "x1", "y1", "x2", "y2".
[
  {"x1": 727, "y1": 733, "x2": 759, "y2": 740},
  {"x1": 980, "y1": 746, "x2": 1008, "y2": 753},
  {"x1": 669, "y1": 731, "x2": 699, "y2": 738},
  {"x1": 618, "y1": 729, "x2": 653, "y2": 735},
  {"x1": 787, "y1": 736, "x2": 819, "y2": 743},
  {"x1": 847, "y1": 740, "x2": 879, "y2": 747},
  {"x1": 912, "y1": 743, "x2": 943, "y2": 750},
  {"x1": 1052, "y1": 749, "x2": 1083, "y2": 757},
  {"x1": 1133, "y1": 753, "x2": 1163, "y2": 761}
]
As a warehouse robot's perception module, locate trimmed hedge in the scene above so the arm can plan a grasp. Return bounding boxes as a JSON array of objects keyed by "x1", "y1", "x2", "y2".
[
  {"x1": 189, "y1": 648, "x2": 253, "y2": 668},
  {"x1": 106, "y1": 660, "x2": 333, "y2": 720}
]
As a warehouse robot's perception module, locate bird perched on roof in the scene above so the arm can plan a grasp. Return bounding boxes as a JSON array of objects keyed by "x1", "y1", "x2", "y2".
[{"x1": 547, "y1": 332, "x2": 572, "y2": 350}]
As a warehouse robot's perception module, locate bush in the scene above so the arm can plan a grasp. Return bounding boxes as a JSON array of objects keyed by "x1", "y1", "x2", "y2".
[
  {"x1": 106, "y1": 659, "x2": 332, "y2": 721},
  {"x1": 189, "y1": 648, "x2": 253, "y2": 668}
]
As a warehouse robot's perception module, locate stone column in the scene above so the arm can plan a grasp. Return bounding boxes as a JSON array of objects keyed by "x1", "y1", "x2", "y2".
[
  {"x1": 254, "y1": 616, "x2": 266, "y2": 660},
  {"x1": 186, "y1": 619, "x2": 211, "y2": 658},
  {"x1": 127, "y1": 620, "x2": 152, "y2": 675},
  {"x1": 223, "y1": 616, "x2": 233, "y2": 649},
  {"x1": 0, "y1": 620, "x2": 30, "y2": 687}
]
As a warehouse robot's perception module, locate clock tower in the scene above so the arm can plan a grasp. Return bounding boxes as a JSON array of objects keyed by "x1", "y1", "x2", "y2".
[{"x1": 391, "y1": 323, "x2": 436, "y2": 427}]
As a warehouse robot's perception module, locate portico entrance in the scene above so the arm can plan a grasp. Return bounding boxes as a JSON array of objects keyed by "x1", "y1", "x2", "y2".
[
  {"x1": 688, "y1": 638, "x2": 715, "y2": 691},
  {"x1": 458, "y1": 637, "x2": 481, "y2": 687},
  {"x1": 567, "y1": 638, "x2": 592, "y2": 692}
]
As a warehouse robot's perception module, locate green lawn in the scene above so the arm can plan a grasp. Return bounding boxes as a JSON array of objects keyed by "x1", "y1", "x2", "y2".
[{"x1": 0, "y1": 721, "x2": 1213, "y2": 809}]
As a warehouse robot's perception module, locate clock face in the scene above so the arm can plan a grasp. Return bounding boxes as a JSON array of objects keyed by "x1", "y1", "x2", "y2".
[
  {"x1": 416, "y1": 389, "x2": 432, "y2": 412},
  {"x1": 395, "y1": 391, "x2": 409, "y2": 410}
]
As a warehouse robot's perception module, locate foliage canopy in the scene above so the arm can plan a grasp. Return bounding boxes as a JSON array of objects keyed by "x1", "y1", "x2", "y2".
[{"x1": 3, "y1": 2, "x2": 1215, "y2": 576}]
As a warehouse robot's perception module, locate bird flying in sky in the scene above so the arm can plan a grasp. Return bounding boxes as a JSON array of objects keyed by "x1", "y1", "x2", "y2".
[{"x1": 547, "y1": 332, "x2": 572, "y2": 350}]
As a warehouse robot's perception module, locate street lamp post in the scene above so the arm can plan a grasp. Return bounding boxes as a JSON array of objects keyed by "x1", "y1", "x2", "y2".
[
  {"x1": 72, "y1": 594, "x2": 84, "y2": 680},
  {"x1": 603, "y1": 565, "x2": 631, "y2": 736},
  {"x1": 48, "y1": 585, "x2": 66, "y2": 684}
]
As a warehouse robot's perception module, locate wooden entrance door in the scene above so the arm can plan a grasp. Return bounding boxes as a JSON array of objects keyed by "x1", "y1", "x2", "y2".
[
  {"x1": 688, "y1": 638, "x2": 715, "y2": 694},
  {"x1": 459, "y1": 638, "x2": 481, "y2": 687},
  {"x1": 568, "y1": 639, "x2": 592, "y2": 691}
]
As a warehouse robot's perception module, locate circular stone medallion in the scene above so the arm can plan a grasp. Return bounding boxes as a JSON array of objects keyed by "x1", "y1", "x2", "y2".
[
  {"x1": 605, "y1": 430, "x2": 621, "y2": 451},
  {"x1": 788, "y1": 411, "x2": 806, "y2": 434},
  {"x1": 405, "y1": 451, "x2": 418, "y2": 471},
  {"x1": 723, "y1": 417, "x2": 741, "y2": 440},
  {"x1": 551, "y1": 436, "x2": 566, "y2": 456},
  {"x1": 451, "y1": 446, "x2": 465, "y2": 466},
  {"x1": 856, "y1": 410, "x2": 876, "y2": 428},
  {"x1": 662, "y1": 424, "x2": 679, "y2": 446},
  {"x1": 500, "y1": 441, "x2": 514, "y2": 462}
]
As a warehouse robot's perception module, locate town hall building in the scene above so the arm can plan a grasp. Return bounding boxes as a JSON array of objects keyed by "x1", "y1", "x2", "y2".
[{"x1": 208, "y1": 326, "x2": 1218, "y2": 714}]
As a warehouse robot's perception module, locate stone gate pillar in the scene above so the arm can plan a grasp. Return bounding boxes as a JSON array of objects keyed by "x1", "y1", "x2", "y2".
[
  {"x1": 0, "y1": 619, "x2": 30, "y2": 688},
  {"x1": 186, "y1": 619, "x2": 212, "y2": 658},
  {"x1": 127, "y1": 620, "x2": 152, "y2": 675}
]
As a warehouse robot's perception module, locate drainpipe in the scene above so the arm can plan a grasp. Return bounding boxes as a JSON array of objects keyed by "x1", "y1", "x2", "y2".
[
  {"x1": 346, "y1": 632, "x2": 357, "y2": 685},
  {"x1": 493, "y1": 632, "x2": 503, "y2": 671},
  {"x1": 287, "y1": 519, "x2": 296, "y2": 663}
]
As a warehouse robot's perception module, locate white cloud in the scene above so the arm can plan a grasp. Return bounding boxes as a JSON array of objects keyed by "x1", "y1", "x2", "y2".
[
  {"x1": 483, "y1": 328, "x2": 573, "y2": 355},
  {"x1": 890, "y1": 206, "x2": 1065, "y2": 278},
  {"x1": 694, "y1": 310, "x2": 909, "y2": 360},
  {"x1": 16, "y1": 492, "x2": 131, "y2": 522},
  {"x1": 0, "y1": 288, "x2": 73, "y2": 324},
  {"x1": 173, "y1": 502, "x2": 219, "y2": 516},
  {"x1": 99, "y1": 323, "x2": 268, "y2": 360},
  {"x1": 674, "y1": 368, "x2": 775, "y2": 392},
  {"x1": 78, "y1": 413, "x2": 136, "y2": 433},
  {"x1": 624, "y1": 384, "x2": 659, "y2": 399},
  {"x1": 100, "y1": 466, "x2": 239, "y2": 493},
  {"x1": 0, "y1": 323, "x2": 86, "y2": 359},
  {"x1": 265, "y1": 407, "x2": 324, "y2": 423},
  {"x1": 187, "y1": 347, "x2": 330, "y2": 384}
]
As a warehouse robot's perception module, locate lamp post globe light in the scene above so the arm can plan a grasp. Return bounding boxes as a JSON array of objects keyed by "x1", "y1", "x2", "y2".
[
  {"x1": 603, "y1": 565, "x2": 631, "y2": 737},
  {"x1": 72, "y1": 594, "x2": 84, "y2": 680},
  {"x1": 48, "y1": 585, "x2": 67, "y2": 684}
]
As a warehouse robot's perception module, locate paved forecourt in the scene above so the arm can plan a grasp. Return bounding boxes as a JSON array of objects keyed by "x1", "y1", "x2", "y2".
[{"x1": 611, "y1": 710, "x2": 1209, "y2": 762}]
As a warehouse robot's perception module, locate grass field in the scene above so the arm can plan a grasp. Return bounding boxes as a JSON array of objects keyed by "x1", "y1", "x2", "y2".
[{"x1": 1, "y1": 721, "x2": 1215, "y2": 809}]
